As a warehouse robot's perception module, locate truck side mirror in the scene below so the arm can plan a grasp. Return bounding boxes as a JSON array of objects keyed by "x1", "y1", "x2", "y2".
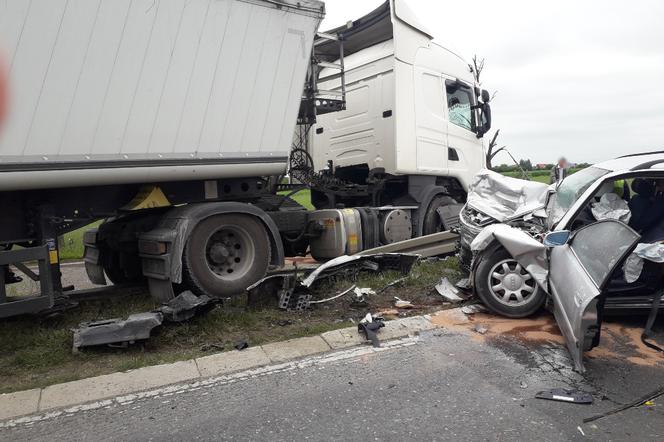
[
  {"x1": 481, "y1": 89, "x2": 491, "y2": 103},
  {"x1": 476, "y1": 102, "x2": 491, "y2": 138}
]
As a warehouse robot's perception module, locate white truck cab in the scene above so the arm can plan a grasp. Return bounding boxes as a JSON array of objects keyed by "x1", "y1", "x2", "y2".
[
  {"x1": 307, "y1": 0, "x2": 491, "y2": 241},
  {"x1": 312, "y1": 1, "x2": 490, "y2": 194}
]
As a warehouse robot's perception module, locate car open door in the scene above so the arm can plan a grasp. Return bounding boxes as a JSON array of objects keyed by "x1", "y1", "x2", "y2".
[{"x1": 548, "y1": 220, "x2": 640, "y2": 372}]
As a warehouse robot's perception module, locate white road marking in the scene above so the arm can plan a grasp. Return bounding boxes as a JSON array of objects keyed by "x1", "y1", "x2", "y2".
[{"x1": 1, "y1": 337, "x2": 419, "y2": 429}]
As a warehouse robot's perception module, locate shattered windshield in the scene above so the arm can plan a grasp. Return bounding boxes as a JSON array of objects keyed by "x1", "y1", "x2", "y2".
[{"x1": 546, "y1": 166, "x2": 610, "y2": 227}]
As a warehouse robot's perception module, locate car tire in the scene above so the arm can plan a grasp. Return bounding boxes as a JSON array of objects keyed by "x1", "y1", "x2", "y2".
[
  {"x1": 473, "y1": 246, "x2": 545, "y2": 318},
  {"x1": 182, "y1": 214, "x2": 270, "y2": 298}
]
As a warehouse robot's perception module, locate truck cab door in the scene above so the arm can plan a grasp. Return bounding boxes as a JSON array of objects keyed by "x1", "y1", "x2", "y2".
[
  {"x1": 444, "y1": 79, "x2": 485, "y2": 184},
  {"x1": 548, "y1": 220, "x2": 640, "y2": 372},
  {"x1": 414, "y1": 67, "x2": 447, "y2": 173}
]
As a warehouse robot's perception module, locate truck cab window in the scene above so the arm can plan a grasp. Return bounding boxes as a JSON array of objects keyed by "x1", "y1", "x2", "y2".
[{"x1": 445, "y1": 81, "x2": 475, "y2": 132}]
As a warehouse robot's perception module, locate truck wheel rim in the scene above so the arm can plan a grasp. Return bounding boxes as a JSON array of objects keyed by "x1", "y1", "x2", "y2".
[
  {"x1": 205, "y1": 226, "x2": 255, "y2": 281},
  {"x1": 487, "y1": 259, "x2": 537, "y2": 307}
]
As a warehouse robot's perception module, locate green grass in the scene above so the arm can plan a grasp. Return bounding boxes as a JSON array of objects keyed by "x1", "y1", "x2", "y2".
[
  {"x1": 278, "y1": 188, "x2": 313, "y2": 210},
  {"x1": 0, "y1": 257, "x2": 462, "y2": 394},
  {"x1": 58, "y1": 221, "x2": 101, "y2": 260}
]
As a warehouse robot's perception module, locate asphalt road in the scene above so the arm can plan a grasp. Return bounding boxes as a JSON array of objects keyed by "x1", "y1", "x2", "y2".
[{"x1": 4, "y1": 324, "x2": 664, "y2": 441}]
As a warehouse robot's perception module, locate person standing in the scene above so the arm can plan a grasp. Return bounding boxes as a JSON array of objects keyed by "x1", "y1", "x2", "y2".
[{"x1": 550, "y1": 157, "x2": 569, "y2": 184}]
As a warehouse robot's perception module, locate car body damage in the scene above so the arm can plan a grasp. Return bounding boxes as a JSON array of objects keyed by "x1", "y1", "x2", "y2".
[
  {"x1": 459, "y1": 170, "x2": 549, "y2": 271},
  {"x1": 458, "y1": 152, "x2": 664, "y2": 371},
  {"x1": 471, "y1": 224, "x2": 548, "y2": 290},
  {"x1": 465, "y1": 169, "x2": 550, "y2": 223}
]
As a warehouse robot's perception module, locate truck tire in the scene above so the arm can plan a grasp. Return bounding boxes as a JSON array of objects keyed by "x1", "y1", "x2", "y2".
[
  {"x1": 102, "y1": 251, "x2": 144, "y2": 285},
  {"x1": 182, "y1": 214, "x2": 270, "y2": 298},
  {"x1": 422, "y1": 195, "x2": 456, "y2": 235},
  {"x1": 473, "y1": 246, "x2": 545, "y2": 318}
]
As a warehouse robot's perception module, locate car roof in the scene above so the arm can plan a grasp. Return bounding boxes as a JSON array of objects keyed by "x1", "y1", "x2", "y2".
[{"x1": 594, "y1": 151, "x2": 664, "y2": 172}]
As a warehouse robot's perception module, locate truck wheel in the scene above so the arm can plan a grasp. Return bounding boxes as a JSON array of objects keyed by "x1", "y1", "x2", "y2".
[
  {"x1": 473, "y1": 246, "x2": 545, "y2": 318},
  {"x1": 422, "y1": 195, "x2": 456, "y2": 235},
  {"x1": 182, "y1": 214, "x2": 270, "y2": 298}
]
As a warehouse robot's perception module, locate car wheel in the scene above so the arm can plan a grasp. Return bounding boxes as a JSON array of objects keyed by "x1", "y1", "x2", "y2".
[
  {"x1": 182, "y1": 214, "x2": 270, "y2": 297},
  {"x1": 473, "y1": 246, "x2": 545, "y2": 318}
]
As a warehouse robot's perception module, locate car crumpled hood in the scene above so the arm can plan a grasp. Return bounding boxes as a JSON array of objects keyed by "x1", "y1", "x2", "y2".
[{"x1": 466, "y1": 169, "x2": 550, "y2": 222}]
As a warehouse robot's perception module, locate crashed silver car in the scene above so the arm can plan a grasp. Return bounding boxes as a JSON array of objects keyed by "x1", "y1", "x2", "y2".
[{"x1": 458, "y1": 152, "x2": 664, "y2": 371}]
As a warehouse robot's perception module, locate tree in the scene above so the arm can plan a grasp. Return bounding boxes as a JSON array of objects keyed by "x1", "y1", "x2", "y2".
[{"x1": 485, "y1": 129, "x2": 506, "y2": 170}]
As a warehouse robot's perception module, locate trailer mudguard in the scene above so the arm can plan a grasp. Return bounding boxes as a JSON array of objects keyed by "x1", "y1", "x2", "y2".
[{"x1": 139, "y1": 202, "x2": 284, "y2": 302}]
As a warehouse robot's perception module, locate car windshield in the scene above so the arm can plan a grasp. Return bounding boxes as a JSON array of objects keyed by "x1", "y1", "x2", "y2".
[{"x1": 546, "y1": 166, "x2": 611, "y2": 227}]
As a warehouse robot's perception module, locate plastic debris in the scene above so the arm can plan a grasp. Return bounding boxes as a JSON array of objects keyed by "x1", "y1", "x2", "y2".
[
  {"x1": 435, "y1": 277, "x2": 465, "y2": 302},
  {"x1": 535, "y1": 388, "x2": 593, "y2": 404},
  {"x1": 461, "y1": 304, "x2": 488, "y2": 315},
  {"x1": 234, "y1": 340, "x2": 249, "y2": 351},
  {"x1": 394, "y1": 297, "x2": 414, "y2": 309},
  {"x1": 473, "y1": 324, "x2": 488, "y2": 335},
  {"x1": 455, "y1": 278, "x2": 471, "y2": 291},
  {"x1": 309, "y1": 285, "x2": 356, "y2": 305},
  {"x1": 159, "y1": 291, "x2": 215, "y2": 322},
  {"x1": 72, "y1": 312, "x2": 163, "y2": 352},
  {"x1": 301, "y1": 253, "x2": 419, "y2": 288},
  {"x1": 358, "y1": 313, "x2": 385, "y2": 347}
]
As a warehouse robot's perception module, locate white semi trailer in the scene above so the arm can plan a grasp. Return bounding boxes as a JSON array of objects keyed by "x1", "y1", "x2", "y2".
[{"x1": 0, "y1": 0, "x2": 491, "y2": 317}]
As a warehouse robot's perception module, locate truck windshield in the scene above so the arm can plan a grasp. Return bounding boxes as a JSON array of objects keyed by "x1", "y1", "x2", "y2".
[
  {"x1": 546, "y1": 166, "x2": 611, "y2": 227},
  {"x1": 446, "y1": 81, "x2": 475, "y2": 132}
]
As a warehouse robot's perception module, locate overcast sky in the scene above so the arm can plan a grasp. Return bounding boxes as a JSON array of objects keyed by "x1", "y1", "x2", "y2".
[{"x1": 321, "y1": 0, "x2": 664, "y2": 165}]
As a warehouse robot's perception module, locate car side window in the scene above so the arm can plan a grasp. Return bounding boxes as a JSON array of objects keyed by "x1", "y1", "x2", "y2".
[
  {"x1": 569, "y1": 220, "x2": 639, "y2": 288},
  {"x1": 445, "y1": 80, "x2": 475, "y2": 132}
]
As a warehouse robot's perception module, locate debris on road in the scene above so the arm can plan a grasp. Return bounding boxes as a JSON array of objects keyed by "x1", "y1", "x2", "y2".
[
  {"x1": 378, "y1": 277, "x2": 409, "y2": 293},
  {"x1": 455, "y1": 278, "x2": 472, "y2": 292},
  {"x1": 358, "y1": 313, "x2": 385, "y2": 347},
  {"x1": 435, "y1": 277, "x2": 465, "y2": 303},
  {"x1": 159, "y1": 291, "x2": 216, "y2": 322},
  {"x1": 310, "y1": 285, "x2": 357, "y2": 305},
  {"x1": 584, "y1": 386, "x2": 664, "y2": 422},
  {"x1": 72, "y1": 312, "x2": 163, "y2": 352},
  {"x1": 394, "y1": 297, "x2": 414, "y2": 309},
  {"x1": 234, "y1": 341, "x2": 249, "y2": 351},
  {"x1": 301, "y1": 253, "x2": 419, "y2": 288},
  {"x1": 461, "y1": 304, "x2": 488, "y2": 315},
  {"x1": 473, "y1": 324, "x2": 488, "y2": 335},
  {"x1": 535, "y1": 388, "x2": 593, "y2": 404}
]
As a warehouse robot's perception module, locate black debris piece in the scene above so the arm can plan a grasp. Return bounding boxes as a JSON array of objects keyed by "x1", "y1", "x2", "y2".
[
  {"x1": 358, "y1": 313, "x2": 385, "y2": 347},
  {"x1": 235, "y1": 340, "x2": 249, "y2": 351},
  {"x1": 159, "y1": 291, "x2": 216, "y2": 323},
  {"x1": 72, "y1": 312, "x2": 163, "y2": 352},
  {"x1": 535, "y1": 388, "x2": 593, "y2": 404}
]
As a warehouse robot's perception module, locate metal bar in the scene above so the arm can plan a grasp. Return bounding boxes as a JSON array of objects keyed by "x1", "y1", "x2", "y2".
[
  {"x1": 316, "y1": 89, "x2": 344, "y2": 96},
  {"x1": 13, "y1": 262, "x2": 40, "y2": 281},
  {"x1": 0, "y1": 246, "x2": 48, "y2": 265},
  {"x1": 339, "y1": 38, "x2": 346, "y2": 107},
  {"x1": 66, "y1": 284, "x2": 147, "y2": 302},
  {"x1": 356, "y1": 231, "x2": 459, "y2": 258},
  {"x1": 0, "y1": 296, "x2": 53, "y2": 319},
  {"x1": 315, "y1": 32, "x2": 339, "y2": 41},
  {"x1": 318, "y1": 61, "x2": 342, "y2": 70}
]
